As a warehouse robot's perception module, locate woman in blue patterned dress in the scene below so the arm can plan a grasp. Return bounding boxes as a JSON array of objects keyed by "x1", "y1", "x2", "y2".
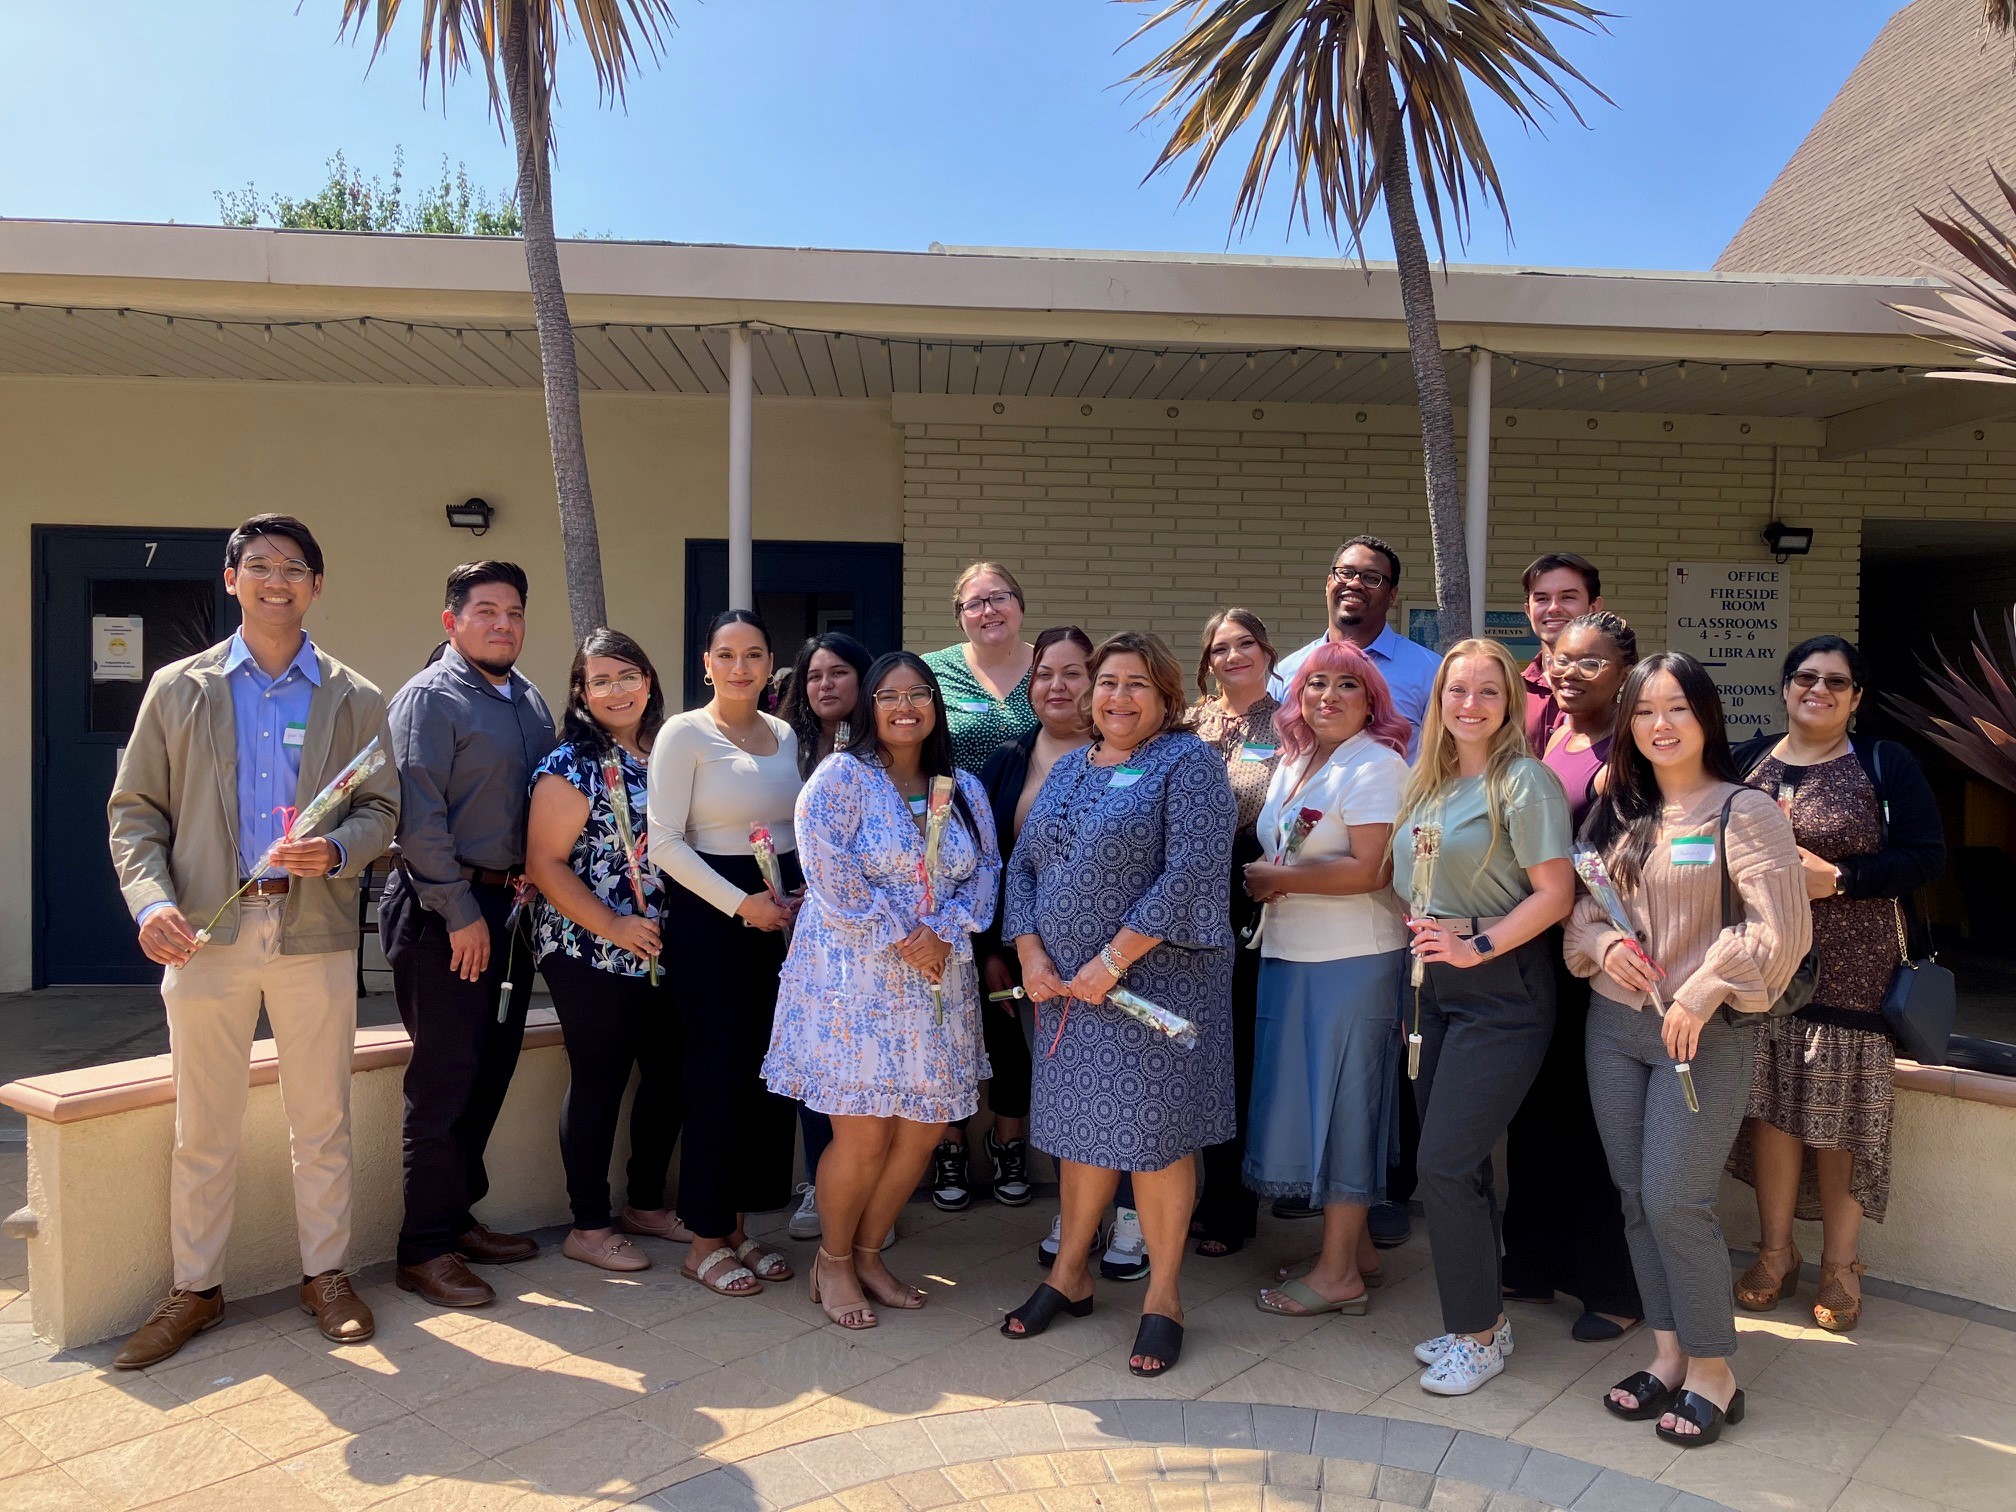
[
  {"x1": 1001, "y1": 631, "x2": 1237, "y2": 1377},
  {"x1": 525, "y1": 630, "x2": 681, "y2": 1275},
  {"x1": 765, "y1": 652, "x2": 1000, "y2": 1329}
]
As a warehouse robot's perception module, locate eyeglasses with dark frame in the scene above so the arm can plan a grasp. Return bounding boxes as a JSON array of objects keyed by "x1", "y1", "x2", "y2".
[
  {"x1": 1788, "y1": 671, "x2": 1857, "y2": 694},
  {"x1": 957, "y1": 591, "x2": 1018, "y2": 617},
  {"x1": 1328, "y1": 565, "x2": 1391, "y2": 590}
]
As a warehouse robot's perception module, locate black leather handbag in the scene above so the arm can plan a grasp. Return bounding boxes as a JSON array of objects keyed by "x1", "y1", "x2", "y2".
[{"x1": 1880, "y1": 898, "x2": 1955, "y2": 1065}]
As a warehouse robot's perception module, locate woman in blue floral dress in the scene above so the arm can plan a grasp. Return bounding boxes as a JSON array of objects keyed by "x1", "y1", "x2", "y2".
[
  {"x1": 765, "y1": 651, "x2": 1000, "y2": 1329},
  {"x1": 1001, "y1": 631, "x2": 1236, "y2": 1377},
  {"x1": 525, "y1": 629, "x2": 682, "y2": 1276}
]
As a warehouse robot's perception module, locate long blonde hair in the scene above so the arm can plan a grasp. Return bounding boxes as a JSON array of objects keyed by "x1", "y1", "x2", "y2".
[{"x1": 1396, "y1": 638, "x2": 1532, "y2": 871}]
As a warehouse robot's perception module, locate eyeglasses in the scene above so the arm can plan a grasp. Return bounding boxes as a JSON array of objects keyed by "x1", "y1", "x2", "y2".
[
  {"x1": 1547, "y1": 653, "x2": 1615, "y2": 679},
  {"x1": 585, "y1": 672, "x2": 647, "y2": 697},
  {"x1": 1789, "y1": 671, "x2": 1856, "y2": 694},
  {"x1": 957, "y1": 591, "x2": 1018, "y2": 616},
  {"x1": 237, "y1": 558, "x2": 314, "y2": 584},
  {"x1": 1328, "y1": 565, "x2": 1391, "y2": 590},
  {"x1": 872, "y1": 688, "x2": 934, "y2": 709}
]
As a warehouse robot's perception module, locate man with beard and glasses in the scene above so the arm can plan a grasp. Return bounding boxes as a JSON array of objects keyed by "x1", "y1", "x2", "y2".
[
  {"x1": 1518, "y1": 553, "x2": 1604, "y2": 756},
  {"x1": 1271, "y1": 536, "x2": 1440, "y2": 758},
  {"x1": 382, "y1": 561, "x2": 558, "y2": 1307}
]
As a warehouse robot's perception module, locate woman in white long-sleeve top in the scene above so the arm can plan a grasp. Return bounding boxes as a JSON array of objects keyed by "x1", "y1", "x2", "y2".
[
  {"x1": 647, "y1": 609, "x2": 801, "y2": 1298},
  {"x1": 764, "y1": 651, "x2": 999, "y2": 1329}
]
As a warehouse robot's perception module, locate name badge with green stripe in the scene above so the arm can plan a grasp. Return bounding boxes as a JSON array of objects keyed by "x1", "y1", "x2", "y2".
[
  {"x1": 1671, "y1": 835, "x2": 1716, "y2": 867},
  {"x1": 1237, "y1": 742, "x2": 1278, "y2": 764},
  {"x1": 957, "y1": 699, "x2": 992, "y2": 714},
  {"x1": 1108, "y1": 766, "x2": 1146, "y2": 790}
]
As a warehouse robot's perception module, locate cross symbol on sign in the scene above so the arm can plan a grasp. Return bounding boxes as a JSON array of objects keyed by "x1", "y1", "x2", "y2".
[{"x1": 1674, "y1": 567, "x2": 1689, "y2": 584}]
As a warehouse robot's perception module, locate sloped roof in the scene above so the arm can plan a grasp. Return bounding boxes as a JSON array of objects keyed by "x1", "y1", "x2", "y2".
[{"x1": 1717, "y1": 0, "x2": 2016, "y2": 277}]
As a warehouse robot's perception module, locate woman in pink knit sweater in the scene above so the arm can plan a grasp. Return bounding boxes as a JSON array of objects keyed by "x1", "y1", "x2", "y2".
[{"x1": 1567, "y1": 652, "x2": 1809, "y2": 1449}]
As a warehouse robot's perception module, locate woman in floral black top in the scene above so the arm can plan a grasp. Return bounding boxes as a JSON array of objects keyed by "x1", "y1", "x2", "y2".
[{"x1": 525, "y1": 629, "x2": 681, "y2": 1274}]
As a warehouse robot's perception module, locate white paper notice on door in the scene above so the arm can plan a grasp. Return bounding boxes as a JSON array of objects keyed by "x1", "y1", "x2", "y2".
[{"x1": 92, "y1": 616, "x2": 144, "y2": 683}]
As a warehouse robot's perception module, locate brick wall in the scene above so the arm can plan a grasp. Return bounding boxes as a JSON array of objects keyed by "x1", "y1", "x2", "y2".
[{"x1": 896, "y1": 394, "x2": 2016, "y2": 660}]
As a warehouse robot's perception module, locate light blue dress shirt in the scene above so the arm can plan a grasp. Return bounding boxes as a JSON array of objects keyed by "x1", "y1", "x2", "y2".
[
  {"x1": 1269, "y1": 622, "x2": 1444, "y2": 759},
  {"x1": 224, "y1": 630, "x2": 325, "y2": 878}
]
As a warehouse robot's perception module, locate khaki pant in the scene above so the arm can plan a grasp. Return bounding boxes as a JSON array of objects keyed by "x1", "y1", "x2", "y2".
[{"x1": 161, "y1": 896, "x2": 357, "y2": 1289}]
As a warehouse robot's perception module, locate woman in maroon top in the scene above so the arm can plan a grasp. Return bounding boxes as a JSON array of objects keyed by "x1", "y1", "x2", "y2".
[{"x1": 1501, "y1": 611, "x2": 1646, "y2": 1340}]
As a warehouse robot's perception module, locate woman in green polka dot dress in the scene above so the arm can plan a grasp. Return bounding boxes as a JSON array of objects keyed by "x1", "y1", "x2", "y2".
[{"x1": 922, "y1": 562, "x2": 1040, "y2": 778}]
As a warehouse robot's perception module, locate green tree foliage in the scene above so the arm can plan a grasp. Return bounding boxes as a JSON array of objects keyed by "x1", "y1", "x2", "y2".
[{"x1": 214, "y1": 147, "x2": 522, "y2": 236}]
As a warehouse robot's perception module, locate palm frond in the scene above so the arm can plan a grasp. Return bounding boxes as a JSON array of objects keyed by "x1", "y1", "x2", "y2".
[
  {"x1": 1888, "y1": 609, "x2": 2016, "y2": 794},
  {"x1": 1122, "y1": 0, "x2": 1609, "y2": 253},
  {"x1": 1988, "y1": 1, "x2": 2015, "y2": 33},
  {"x1": 1893, "y1": 168, "x2": 2016, "y2": 385}
]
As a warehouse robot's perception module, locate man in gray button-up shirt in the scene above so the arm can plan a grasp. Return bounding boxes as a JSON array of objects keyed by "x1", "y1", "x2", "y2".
[{"x1": 380, "y1": 561, "x2": 558, "y2": 1306}]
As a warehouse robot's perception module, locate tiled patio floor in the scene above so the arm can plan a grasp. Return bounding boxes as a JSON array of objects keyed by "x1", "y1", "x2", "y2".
[{"x1": 0, "y1": 1144, "x2": 2010, "y2": 1512}]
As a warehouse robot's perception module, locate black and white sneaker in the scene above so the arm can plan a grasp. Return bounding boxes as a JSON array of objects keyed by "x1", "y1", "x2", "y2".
[
  {"x1": 1037, "y1": 1213, "x2": 1106, "y2": 1268},
  {"x1": 930, "y1": 1140, "x2": 972, "y2": 1212},
  {"x1": 1099, "y1": 1207, "x2": 1151, "y2": 1281},
  {"x1": 988, "y1": 1131, "x2": 1033, "y2": 1207}
]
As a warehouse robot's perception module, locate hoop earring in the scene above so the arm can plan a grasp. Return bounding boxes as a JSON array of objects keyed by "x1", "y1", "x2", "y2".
[{"x1": 704, "y1": 673, "x2": 715, "y2": 687}]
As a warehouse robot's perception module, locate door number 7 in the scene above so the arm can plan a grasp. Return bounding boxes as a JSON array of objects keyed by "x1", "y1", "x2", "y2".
[{"x1": 143, "y1": 542, "x2": 157, "y2": 566}]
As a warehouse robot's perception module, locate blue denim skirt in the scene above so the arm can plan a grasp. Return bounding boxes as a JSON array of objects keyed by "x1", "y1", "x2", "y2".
[{"x1": 1242, "y1": 948, "x2": 1406, "y2": 1206}]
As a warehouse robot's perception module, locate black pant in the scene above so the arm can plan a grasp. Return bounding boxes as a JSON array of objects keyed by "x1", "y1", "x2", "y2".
[
  {"x1": 979, "y1": 983, "x2": 1033, "y2": 1121},
  {"x1": 1196, "y1": 843, "x2": 1262, "y2": 1244},
  {"x1": 541, "y1": 948, "x2": 684, "y2": 1232},
  {"x1": 667, "y1": 852, "x2": 800, "y2": 1236},
  {"x1": 383, "y1": 873, "x2": 531, "y2": 1267},
  {"x1": 1500, "y1": 943, "x2": 1644, "y2": 1317}
]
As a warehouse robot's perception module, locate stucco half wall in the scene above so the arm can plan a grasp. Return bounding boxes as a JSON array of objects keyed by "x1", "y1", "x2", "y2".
[{"x1": 0, "y1": 376, "x2": 900, "y2": 992}]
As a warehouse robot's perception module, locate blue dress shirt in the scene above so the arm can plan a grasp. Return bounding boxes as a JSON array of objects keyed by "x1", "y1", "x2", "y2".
[
  {"x1": 224, "y1": 630, "x2": 325, "y2": 878},
  {"x1": 1269, "y1": 622, "x2": 1444, "y2": 759}
]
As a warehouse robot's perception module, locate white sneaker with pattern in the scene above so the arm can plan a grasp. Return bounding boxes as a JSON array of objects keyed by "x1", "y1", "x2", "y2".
[
  {"x1": 1418, "y1": 1335, "x2": 1506, "y2": 1396},
  {"x1": 1413, "y1": 1317, "x2": 1514, "y2": 1365}
]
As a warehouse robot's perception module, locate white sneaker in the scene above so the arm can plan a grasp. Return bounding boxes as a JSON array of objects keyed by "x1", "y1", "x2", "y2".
[
  {"x1": 1037, "y1": 1213, "x2": 1104, "y2": 1268},
  {"x1": 1419, "y1": 1335, "x2": 1506, "y2": 1396},
  {"x1": 788, "y1": 1183, "x2": 821, "y2": 1241},
  {"x1": 1100, "y1": 1207, "x2": 1150, "y2": 1281},
  {"x1": 1413, "y1": 1318, "x2": 1514, "y2": 1365}
]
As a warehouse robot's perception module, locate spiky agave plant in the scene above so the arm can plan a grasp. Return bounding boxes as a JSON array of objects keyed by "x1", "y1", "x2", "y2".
[
  {"x1": 1888, "y1": 609, "x2": 2016, "y2": 794},
  {"x1": 1895, "y1": 169, "x2": 2016, "y2": 386}
]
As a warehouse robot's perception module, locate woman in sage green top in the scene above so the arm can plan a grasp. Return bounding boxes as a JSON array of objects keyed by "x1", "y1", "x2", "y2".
[
  {"x1": 1387, "y1": 638, "x2": 1576, "y2": 1400},
  {"x1": 922, "y1": 561, "x2": 1039, "y2": 776}
]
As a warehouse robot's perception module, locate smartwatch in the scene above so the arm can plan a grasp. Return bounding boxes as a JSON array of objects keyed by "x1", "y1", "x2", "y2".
[{"x1": 1471, "y1": 932, "x2": 1496, "y2": 958}]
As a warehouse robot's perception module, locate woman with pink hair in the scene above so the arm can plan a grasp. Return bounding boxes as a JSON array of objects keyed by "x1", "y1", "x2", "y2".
[{"x1": 1241, "y1": 640, "x2": 1413, "y2": 1316}]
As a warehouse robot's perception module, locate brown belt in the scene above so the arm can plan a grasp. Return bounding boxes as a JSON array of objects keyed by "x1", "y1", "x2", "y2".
[{"x1": 240, "y1": 877, "x2": 291, "y2": 897}]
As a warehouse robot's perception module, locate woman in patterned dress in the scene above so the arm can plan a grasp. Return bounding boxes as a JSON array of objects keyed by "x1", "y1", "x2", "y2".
[
  {"x1": 525, "y1": 630, "x2": 681, "y2": 1274},
  {"x1": 1728, "y1": 636, "x2": 1944, "y2": 1333},
  {"x1": 764, "y1": 652, "x2": 1000, "y2": 1330},
  {"x1": 1000, "y1": 631, "x2": 1237, "y2": 1377},
  {"x1": 1188, "y1": 608, "x2": 1283, "y2": 1258},
  {"x1": 922, "y1": 561, "x2": 1040, "y2": 1207}
]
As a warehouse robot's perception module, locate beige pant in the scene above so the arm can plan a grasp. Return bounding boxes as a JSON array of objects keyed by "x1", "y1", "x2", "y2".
[{"x1": 161, "y1": 896, "x2": 357, "y2": 1289}]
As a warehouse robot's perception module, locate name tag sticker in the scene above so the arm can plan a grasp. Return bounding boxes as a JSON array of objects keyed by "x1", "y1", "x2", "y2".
[
  {"x1": 907, "y1": 796, "x2": 928, "y2": 817},
  {"x1": 1671, "y1": 835, "x2": 1716, "y2": 867},
  {"x1": 957, "y1": 700, "x2": 992, "y2": 714},
  {"x1": 1238, "y1": 743, "x2": 1278, "y2": 763},
  {"x1": 1108, "y1": 766, "x2": 1146, "y2": 790},
  {"x1": 282, "y1": 723, "x2": 308, "y2": 748}
]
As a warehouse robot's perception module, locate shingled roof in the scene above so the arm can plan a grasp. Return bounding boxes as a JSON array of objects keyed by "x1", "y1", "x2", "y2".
[{"x1": 1716, "y1": 0, "x2": 2016, "y2": 277}]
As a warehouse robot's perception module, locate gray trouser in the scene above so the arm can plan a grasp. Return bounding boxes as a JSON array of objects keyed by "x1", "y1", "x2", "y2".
[
  {"x1": 1413, "y1": 940, "x2": 1555, "y2": 1336},
  {"x1": 1585, "y1": 994, "x2": 1759, "y2": 1359}
]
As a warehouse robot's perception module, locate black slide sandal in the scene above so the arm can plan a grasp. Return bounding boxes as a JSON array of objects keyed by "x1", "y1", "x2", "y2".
[
  {"x1": 1655, "y1": 1388, "x2": 1746, "y2": 1447},
  {"x1": 1129, "y1": 1313, "x2": 1185, "y2": 1377},
  {"x1": 1001, "y1": 1283, "x2": 1093, "y2": 1339},
  {"x1": 1602, "y1": 1370, "x2": 1680, "y2": 1422}
]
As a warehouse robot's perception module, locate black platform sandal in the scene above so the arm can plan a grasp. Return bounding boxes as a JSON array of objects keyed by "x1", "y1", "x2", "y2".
[
  {"x1": 1655, "y1": 1387, "x2": 1746, "y2": 1447},
  {"x1": 1001, "y1": 1282, "x2": 1093, "y2": 1339},
  {"x1": 1128, "y1": 1313, "x2": 1185, "y2": 1378},
  {"x1": 1602, "y1": 1370, "x2": 1680, "y2": 1422}
]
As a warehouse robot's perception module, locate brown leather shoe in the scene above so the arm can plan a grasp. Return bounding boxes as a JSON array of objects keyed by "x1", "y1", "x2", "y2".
[
  {"x1": 396, "y1": 1253, "x2": 496, "y2": 1308},
  {"x1": 455, "y1": 1223, "x2": 539, "y2": 1264},
  {"x1": 114, "y1": 1287, "x2": 225, "y2": 1369},
  {"x1": 299, "y1": 1270, "x2": 376, "y2": 1342}
]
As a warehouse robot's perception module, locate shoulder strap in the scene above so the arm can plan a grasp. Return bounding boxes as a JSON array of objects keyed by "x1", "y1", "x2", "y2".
[{"x1": 1717, "y1": 791, "x2": 1741, "y2": 928}]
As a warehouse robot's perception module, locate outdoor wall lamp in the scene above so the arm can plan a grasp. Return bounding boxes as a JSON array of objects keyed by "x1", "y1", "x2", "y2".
[
  {"x1": 446, "y1": 497, "x2": 495, "y2": 535},
  {"x1": 1762, "y1": 521, "x2": 1813, "y2": 563}
]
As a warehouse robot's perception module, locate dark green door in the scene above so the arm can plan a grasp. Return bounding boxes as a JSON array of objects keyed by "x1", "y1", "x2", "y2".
[
  {"x1": 34, "y1": 527, "x2": 236, "y2": 986},
  {"x1": 682, "y1": 541, "x2": 903, "y2": 708}
]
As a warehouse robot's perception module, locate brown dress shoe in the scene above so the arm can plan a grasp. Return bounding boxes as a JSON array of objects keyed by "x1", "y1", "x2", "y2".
[
  {"x1": 455, "y1": 1223, "x2": 539, "y2": 1264},
  {"x1": 299, "y1": 1270, "x2": 376, "y2": 1342},
  {"x1": 114, "y1": 1287, "x2": 224, "y2": 1369},
  {"x1": 396, "y1": 1253, "x2": 496, "y2": 1308}
]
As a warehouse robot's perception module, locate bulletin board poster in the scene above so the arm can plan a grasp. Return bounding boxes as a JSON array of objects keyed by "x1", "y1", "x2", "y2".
[
  {"x1": 1405, "y1": 606, "x2": 1541, "y2": 664},
  {"x1": 1666, "y1": 562, "x2": 1787, "y2": 736}
]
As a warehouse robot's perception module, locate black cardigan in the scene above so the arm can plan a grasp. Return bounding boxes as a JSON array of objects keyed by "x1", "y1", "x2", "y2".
[{"x1": 975, "y1": 727, "x2": 1040, "y2": 966}]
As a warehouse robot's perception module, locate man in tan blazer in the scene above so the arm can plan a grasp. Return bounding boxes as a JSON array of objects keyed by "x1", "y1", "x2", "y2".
[{"x1": 107, "y1": 514, "x2": 398, "y2": 1367}]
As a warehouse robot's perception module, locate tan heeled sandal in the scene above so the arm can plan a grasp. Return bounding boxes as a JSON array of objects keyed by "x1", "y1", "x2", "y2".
[
  {"x1": 809, "y1": 1248, "x2": 877, "y2": 1330},
  {"x1": 1734, "y1": 1243, "x2": 1802, "y2": 1311},
  {"x1": 1814, "y1": 1257, "x2": 1868, "y2": 1333},
  {"x1": 853, "y1": 1244, "x2": 926, "y2": 1309}
]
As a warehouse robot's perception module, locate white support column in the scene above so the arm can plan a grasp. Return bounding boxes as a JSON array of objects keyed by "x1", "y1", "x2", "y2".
[
  {"x1": 727, "y1": 327, "x2": 754, "y2": 612},
  {"x1": 1464, "y1": 349, "x2": 1492, "y2": 640}
]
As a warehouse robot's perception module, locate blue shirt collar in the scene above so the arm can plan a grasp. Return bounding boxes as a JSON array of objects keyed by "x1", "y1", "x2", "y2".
[
  {"x1": 223, "y1": 629, "x2": 321, "y2": 686},
  {"x1": 1363, "y1": 622, "x2": 1406, "y2": 662}
]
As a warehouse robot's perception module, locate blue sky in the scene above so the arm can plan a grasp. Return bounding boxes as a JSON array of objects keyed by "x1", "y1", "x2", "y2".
[{"x1": 2, "y1": 1, "x2": 1917, "y2": 269}]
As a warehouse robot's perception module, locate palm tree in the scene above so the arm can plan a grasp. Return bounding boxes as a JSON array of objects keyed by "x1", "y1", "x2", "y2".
[
  {"x1": 336, "y1": 1, "x2": 676, "y2": 642},
  {"x1": 1124, "y1": 1, "x2": 1605, "y2": 641}
]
